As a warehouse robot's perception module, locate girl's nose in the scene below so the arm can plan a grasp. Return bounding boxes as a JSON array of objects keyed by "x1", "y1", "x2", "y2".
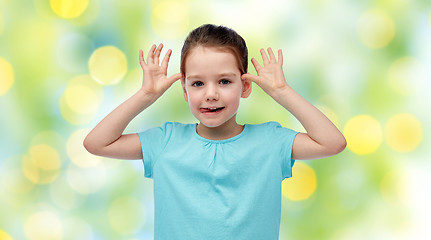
[{"x1": 205, "y1": 85, "x2": 219, "y2": 101}]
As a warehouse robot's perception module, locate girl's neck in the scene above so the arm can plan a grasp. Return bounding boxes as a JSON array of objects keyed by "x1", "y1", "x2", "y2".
[{"x1": 196, "y1": 118, "x2": 244, "y2": 140}]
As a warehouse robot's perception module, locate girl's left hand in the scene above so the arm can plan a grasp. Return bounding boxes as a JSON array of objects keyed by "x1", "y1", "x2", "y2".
[{"x1": 241, "y1": 48, "x2": 289, "y2": 96}]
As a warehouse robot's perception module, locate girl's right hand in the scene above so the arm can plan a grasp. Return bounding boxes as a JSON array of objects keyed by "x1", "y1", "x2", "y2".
[{"x1": 139, "y1": 44, "x2": 183, "y2": 97}]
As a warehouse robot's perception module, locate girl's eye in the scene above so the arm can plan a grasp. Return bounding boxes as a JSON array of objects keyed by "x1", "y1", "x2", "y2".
[
  {"x1": 192, "y1": 81, "x2": 203, "y2": 87},
  {"x1": 220, "y1": 79, "x2": 231, "y2": 85}
]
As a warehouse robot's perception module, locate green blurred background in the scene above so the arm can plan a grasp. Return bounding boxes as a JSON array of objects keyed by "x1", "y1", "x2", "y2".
[{"x1": 0, "y1": 0, "x2": 430, "y2": 239}]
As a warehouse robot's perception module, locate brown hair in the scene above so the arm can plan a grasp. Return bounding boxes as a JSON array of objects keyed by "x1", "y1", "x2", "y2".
[{"x1": 180, "y1": 24, "x2": 248, "y2": 76}]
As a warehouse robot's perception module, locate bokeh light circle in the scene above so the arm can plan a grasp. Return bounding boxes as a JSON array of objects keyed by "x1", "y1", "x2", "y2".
[
  {"x1": 344, "y1": 115, "x2": 382, "y2": 155},
  {"x1": 388, "y1": 57, "x2": 426, "y2": 96},
  {"x1": 108, "y1": 196, "x2": 146, "y2": 235},
  {"x1": 59, "y1": 75, "x2": 103, "y2": 125},
  {"x1": 385, "y1": 113, "x2": 423, "y2": 152},
  {"x1": 357, "y1": 9, "x2": 395, "y2": 49},
  {"x1": 88, "y1": 46, "x2": 128, "y2": 85},
  {"x1": 22, "y1": 144, "x2": 62, "y2": 184},
  {"x1": 282, "y1": 162, "x2": 317, "y2": 201},
  {"x1": 50, "y1": 176, "x2": 85, "y2": 210},
  {"x1": 0, "y1": 156, "x2": 34, "y2": 196},
  {"x1": 67, "y1": 129, "x2": 102, "y2": 168},
  {"x1": 24, "y1": 211, "x2": 63, "y2": 240},
  {"x1": 50, "y1": 0, "x2": 89, "y2": 19},
  {"x1": 63, "y1": 217, "x2": 94, "y2": 240},
  {"x1": 66, "y1": 164, "x2": 106, "y2": 194},
  {"x1": 0, "y1": 57, "x2": 14, "y2": 96},
  {"x1": 380, "y1": 170, "x2": 407, "y2": 206},
  {"x1": 1, "y1": 168, "x2": 34, "y2": 195},
  {"x1": 0, "y1": 230, "x2": 13, "y2": 240},
  {"x1": 150, "y1": 0, "x2": 190, "y2": 39},
  {"x1": 64, "y1": 84, "x2": 99, "y2": 114}
]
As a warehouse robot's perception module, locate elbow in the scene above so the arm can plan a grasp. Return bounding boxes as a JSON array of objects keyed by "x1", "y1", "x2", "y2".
[
  {"x1": 331, "y1": 135, "x2": 347, "y2": 155},
  {"x1": 83, "y1": 136, "x2": 101, "y2": 156},
  {"x1": 320, "y1": 135, "x2": 346, "y2": 157},
  {"x1": 83, "y1": 137, "x2": 94, "y2": 154}
]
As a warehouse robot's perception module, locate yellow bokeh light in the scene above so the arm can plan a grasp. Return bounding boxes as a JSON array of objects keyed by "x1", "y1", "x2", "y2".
[
  {"x1": 67, "y1": 129, "x2": 102, "y2": 168},
  {"x1": 282, "y1": 162, "x2": 317, "y2": 201},
  {"x1": 60, "y1": 75, "x2": 103, "y2": 125},
  {"x1": 0, "y1": 57, "x2": 14, "y2": 96},
  {"x1": 380, "y1": 170, "x2": 407, "y2": 206},
  {"x1": 30, "y1": 144, "x2": 61, "y2": 171},
  {"x1": 24, "y1": 211, "x2": 63, "y2": 240},
  {"x1": 151, "y1": 0, "x2": 190, "y2": 39},
  {"x1": 344, "y1": 115, "x2": 382, "y2": 155},
  {"x1": 88, "y1": 46, "x2": 128, "y2": 85},
  {"x1": 1, "y1": 168, "x2": 34, "y2": 195},
  {"x1": 64, "y1": 85, "x2": 99, "y2": 114},
  {"x1": 50, "y1": 0, "x2": 89, "y2": 19},
  {"x1": 357, "y1": 9, "x2": 395, "y2": 49},
  {"x1": 22, "y1": 144, "x2": 61, "y2": 184},
  {"x1": 388, "y1": 57, "x2": 426, "y2": 96},
  {"x1": 108, "y1": 196, "x2": 146, "y2": 235},
  {"x1": 0, "y1": 156, "x2": 35, "y2": 197},
  {"x1": 385, "y1": 113, "x2": 422, "y2": 152},
  {"x1": 0, "y1": 230, "x2": 13, "y2": 240}
]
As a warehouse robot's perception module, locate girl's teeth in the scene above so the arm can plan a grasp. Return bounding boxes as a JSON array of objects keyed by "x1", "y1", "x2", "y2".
[{"x1": 203, "y1": 107, "x2": 224, "y2": 112}]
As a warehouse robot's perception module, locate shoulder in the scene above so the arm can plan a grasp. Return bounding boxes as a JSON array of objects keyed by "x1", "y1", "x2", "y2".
[
  {"x1": 246, "y1": 121, "x2": 298, "y2": 139},
  {"x1": 160, "y1": 122, "x2": 196, "y2": 140},
  {"x1": 246, "y1": 121, "x2": 285, "y2": 132},
  {"x1": 138, "y1": 122, "x2": 193, "y2": 137},
  {"x1": 138, "y1": 122, "x2": 196, "y2": 148}
]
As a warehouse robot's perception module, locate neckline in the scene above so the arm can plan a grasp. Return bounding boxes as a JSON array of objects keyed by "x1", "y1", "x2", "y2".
[{"x1": 192, "y1": 123, "x2": 248, "y2": 143}]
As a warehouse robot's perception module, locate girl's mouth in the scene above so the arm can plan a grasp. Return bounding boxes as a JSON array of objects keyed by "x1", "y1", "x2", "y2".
[{"x1": 200, "y1": 107, "x2": 225, "y2": 113}]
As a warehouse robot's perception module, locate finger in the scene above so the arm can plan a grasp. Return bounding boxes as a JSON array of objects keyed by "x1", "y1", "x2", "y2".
[
  {"x1": 147, "y1": 44, "x2": 156, "y2": 64},
  {"x1": 161, "y1": 49, "x2": 172, "y2": 71},
  {"x1": 139, "y1": 50, "x2": 146, "y2": 66},
  {"x1": 278, "y1": 49, "x2": 283, "y2": 66},
  {"x1": 166, "y1": 73, "x2": 183, "y2": 85},
  {"x1": 251, "y1": 57, "x2": 262, "y2": 71},
  {"x1": 241, "y1": 73, "x2": 260, "y2": 85},
  {"x1": 260, "y1": 48, "x2": 269, "y2": 65},
  {"x1": 154, "y1": 43, "x2": 163, "y2": 65},
  {"x1": 268, "y1": 47, "x2": 276, "y2": 63}
]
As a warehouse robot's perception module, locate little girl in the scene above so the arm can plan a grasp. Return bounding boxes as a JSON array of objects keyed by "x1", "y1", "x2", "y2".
[{"x1": 84, "y1": 24, "x2": 346, "y2": 240}]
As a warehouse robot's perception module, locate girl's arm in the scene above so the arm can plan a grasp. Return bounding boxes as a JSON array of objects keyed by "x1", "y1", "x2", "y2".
[
  {"x1": 241, "y1": 48, "x2": 346, "y2": 160},
  {"x1": 83, "y1": 44, "x2": 182, "y2": 160}
]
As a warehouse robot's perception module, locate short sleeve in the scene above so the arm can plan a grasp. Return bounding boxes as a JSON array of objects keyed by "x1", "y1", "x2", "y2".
[
  {"x1": 267, "y1": 122, "x2": 299, "y2": 179},
  {"x1": 137, "y1": 122, "x2": 174, "y2": 178}
]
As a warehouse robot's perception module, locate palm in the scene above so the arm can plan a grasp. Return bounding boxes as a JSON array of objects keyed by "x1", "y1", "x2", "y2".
[
  {"x1": 143, "y1": 64, "x2": 167, "y2": 90},
  {"x1": 139, "y1": 44, "x2": 182, "y2": 96},
  {"x1": 245, "y1": 48, "x2": 288, "y2": 95}
]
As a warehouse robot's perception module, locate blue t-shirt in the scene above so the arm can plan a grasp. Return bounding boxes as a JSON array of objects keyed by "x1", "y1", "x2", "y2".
[{"x1": 138, "y1": 121, "x2": 298, "y2": 240}]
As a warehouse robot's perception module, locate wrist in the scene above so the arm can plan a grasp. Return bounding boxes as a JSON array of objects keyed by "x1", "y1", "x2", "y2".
[
  {"x1": 267, "y1": 84, "x2": 292, "y2": 100},
  {"x1": 136, "y1": 88, "x2": 160, "y2": 105}
]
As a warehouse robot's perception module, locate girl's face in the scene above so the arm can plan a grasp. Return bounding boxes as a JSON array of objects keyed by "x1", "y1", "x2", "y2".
[{"x1": 182, "y1": 46, "x2": 251, "y2": 129}]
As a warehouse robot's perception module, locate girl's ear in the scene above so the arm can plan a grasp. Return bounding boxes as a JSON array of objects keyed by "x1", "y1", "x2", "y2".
[
  {"x1": 181, "y1": 78, "x2": 189, "y2": 102},
  {"x1": 241, "y1": 79, "x2": 252, "y2": 98}
]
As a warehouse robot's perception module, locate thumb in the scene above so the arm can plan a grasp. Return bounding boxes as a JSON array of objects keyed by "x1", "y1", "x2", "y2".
[
  {"x1": 167, "y1": 73, "x2": 183, "y2": 85},
  {"x1": 241, "y1": 73, "x2": 260, "y2": 84}
]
